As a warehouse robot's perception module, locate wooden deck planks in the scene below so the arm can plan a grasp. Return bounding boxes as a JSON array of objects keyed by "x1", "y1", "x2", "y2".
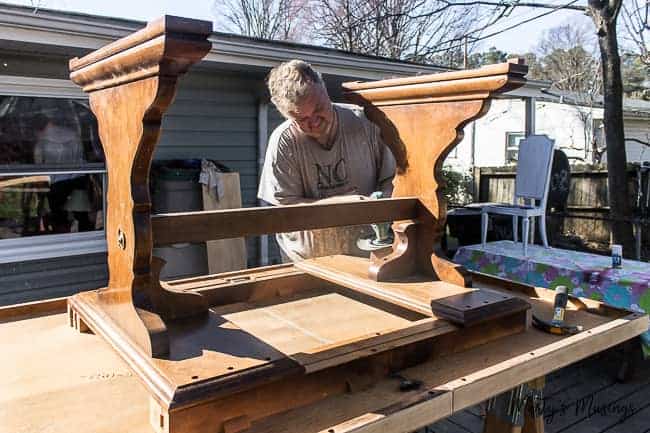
[
  {"x1": 446, "y1": 410, "x2": 485, "y2": 432},
  {"x1": 603, "y1": 397, "x2": 650, "y2": 433},
  {"x1": 424, "y1": 348, "x2": 650, "y2": 433},
  {"x1": 552, "y1": 375, "x2": 650, "y2": 433}
]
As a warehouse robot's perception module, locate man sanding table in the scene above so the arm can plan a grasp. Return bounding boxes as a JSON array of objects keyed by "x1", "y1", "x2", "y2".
[{"x1": 258, "y1": 59, "x2": 395, "y2": 261}]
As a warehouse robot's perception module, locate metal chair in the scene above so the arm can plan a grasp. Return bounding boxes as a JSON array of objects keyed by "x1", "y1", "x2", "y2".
[{"x1": 481, "y1": 135, "x2": 555, "y2": 255}]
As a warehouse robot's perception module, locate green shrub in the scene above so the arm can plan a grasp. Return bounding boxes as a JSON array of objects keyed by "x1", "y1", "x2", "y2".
[{"x1": 441, "y1": 167, "x2": 473, "y2": 206}]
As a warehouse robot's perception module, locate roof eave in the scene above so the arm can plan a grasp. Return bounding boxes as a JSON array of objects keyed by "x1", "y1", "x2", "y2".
[{"x1": 0, "y1": 2, "x2": 447, "y2": 80}]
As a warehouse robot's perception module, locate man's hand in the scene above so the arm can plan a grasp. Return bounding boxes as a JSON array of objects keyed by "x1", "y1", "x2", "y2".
[
  {"x1": 276, "y1": 188, "x2": 368, "y2": 205},
  {"x1": 315, "y1": 194, "x2": 368, "y2": 204}
]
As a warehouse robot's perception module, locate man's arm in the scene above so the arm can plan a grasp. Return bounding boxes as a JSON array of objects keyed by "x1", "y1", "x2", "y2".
[{"x1": 295, "y1": 194, "x2": 369, "y2": 205}]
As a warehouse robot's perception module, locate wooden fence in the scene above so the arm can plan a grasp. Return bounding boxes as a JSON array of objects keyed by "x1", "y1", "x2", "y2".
[{"x1": 473, "y1": 165, "x2": 645, "y2": 254}]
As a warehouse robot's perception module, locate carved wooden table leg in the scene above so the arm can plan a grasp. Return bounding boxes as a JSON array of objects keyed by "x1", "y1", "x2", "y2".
[
  {"x1": 67, "y1": 16, "x2": 213, "y2": 357},
  {"x1": 344, "y1": 61, "x2": 527, "y2": 285}
]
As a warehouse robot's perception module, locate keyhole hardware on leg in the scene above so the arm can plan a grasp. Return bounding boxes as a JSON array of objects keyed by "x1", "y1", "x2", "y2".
[{"x1": 117, "y1": 229, "x2": 126, "y2": 250}]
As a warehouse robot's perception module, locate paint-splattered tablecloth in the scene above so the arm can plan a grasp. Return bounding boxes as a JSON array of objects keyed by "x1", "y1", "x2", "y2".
[{"x1": 454, "y1": 241, "x2": 650, "y2": 355}]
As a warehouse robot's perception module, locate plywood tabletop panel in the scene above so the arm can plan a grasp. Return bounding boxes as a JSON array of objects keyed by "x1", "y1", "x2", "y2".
[
  {"x1": 223, "y1": 291, "x2": 416, "y2": 354},
  {"x1": 1, "y1": 313, "x2": 151, "y2": 433}
]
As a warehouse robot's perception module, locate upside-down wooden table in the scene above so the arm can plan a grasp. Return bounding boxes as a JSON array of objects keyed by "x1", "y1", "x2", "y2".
[{"x1": 3, "y1": 15, "x2": 648, "y2": 433}]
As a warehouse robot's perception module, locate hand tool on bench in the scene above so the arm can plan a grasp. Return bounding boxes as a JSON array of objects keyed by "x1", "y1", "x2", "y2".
[{"x1": 532, "y1": 286, "x2": 584, "y2": 335}]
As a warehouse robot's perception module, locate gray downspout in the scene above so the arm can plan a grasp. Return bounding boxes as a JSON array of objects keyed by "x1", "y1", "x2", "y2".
[
  {"x1": 257, "y1": 101, "x2": 269, "y2": 266},
  {"x1": 524, "y1": 97, "x2": 537, "y2": 241},
  {"x1": 525, "y1": 97, "x2": 536, "y2": 137},
  {"x1": 470, "y1": 120, "x2": 476, "y2": 169}
]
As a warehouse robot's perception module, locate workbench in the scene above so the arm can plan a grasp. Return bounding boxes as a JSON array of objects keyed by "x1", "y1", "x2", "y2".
[{"x1": 2, "y1": 268, "x2": 647, "y2": 433}]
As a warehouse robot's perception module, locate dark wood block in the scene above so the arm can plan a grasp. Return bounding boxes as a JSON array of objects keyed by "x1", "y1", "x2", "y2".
[{"x1": 430, "y1": 288, "x2": 531, "y2": 327}]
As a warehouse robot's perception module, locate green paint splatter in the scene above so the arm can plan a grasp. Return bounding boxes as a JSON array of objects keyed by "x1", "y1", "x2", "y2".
[
  {"x1": 471, "y1": 251, "x2": 484, "y2": 262},
  {"x1": 639, "y1": 292, "x2": 650, "y2": 313},
  {"x1": 481, "y1": 264, "x2": 499, "y2": 275},
  {"x1": 535, "y1": 263, "x2": 549, "y2": 274},
  {"x1": 550, "y1": 276, "x2": 574, "y2": 293},
  {"x1": 590, "y1": 292, "x2": 603, "y2": 301}
]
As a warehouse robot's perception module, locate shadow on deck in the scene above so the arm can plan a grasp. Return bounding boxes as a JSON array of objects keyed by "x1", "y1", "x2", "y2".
[{"x1": 422, "y1": 339, "x2": 650, "y2": 433}]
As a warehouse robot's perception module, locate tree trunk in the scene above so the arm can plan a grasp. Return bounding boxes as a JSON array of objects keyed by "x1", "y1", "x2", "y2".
[{"x1": 588, "y1": 0, "x2": 635, "y2": 257}]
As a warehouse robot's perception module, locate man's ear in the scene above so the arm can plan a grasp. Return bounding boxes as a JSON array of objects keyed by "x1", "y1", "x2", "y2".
[{"x1": 319, "y1": 84, "x2": 332, "y2": 102}]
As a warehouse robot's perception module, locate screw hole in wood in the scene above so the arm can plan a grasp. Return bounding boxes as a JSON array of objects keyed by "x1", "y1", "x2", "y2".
[{"x1": 117, "y1": 228, "x2": 126, "y2": 250}]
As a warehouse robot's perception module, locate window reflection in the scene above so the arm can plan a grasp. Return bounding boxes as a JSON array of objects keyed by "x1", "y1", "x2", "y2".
[
  {"x1": 0, "y1": 96, "x2": 105, "y2": 239},
  {"x1": 0, "y1": 96, "x2": 103, "y2": 167},
  {"x1": 0, "y1": 173, "x2": 104, "y2": 238}
]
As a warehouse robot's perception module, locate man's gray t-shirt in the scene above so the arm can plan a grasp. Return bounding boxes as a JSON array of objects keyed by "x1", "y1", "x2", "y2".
[{"x1": 258, "y1": 104, "x2": 395, "y2": 261}]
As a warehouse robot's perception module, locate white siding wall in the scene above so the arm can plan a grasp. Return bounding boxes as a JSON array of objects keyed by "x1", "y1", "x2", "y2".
[
  {"x1": 624, "y1": 119, "x2": 650, "y2": 163},
  {"x1": 536, "y1": 101, "x2": 603, "y2": 162},
  {"x1": 443, "y1": 99, "x2": 650, "y2": 172},
  {"x1": 446, "y1": 99, "x2": 526, "y2": 172}
]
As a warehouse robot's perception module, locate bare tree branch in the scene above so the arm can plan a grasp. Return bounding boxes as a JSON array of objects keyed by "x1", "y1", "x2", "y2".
[
  {"x1": 307, "y1": 0, "x2": 503, "y2": 67},
  {"x1": 215, "y1": 0, "x2": 304, "y2": 40},
  {"x1": 531, "y1": 24, "x2": 602, "y2": 161},
  {"x1": 620, "y1": 0, "x2": 650, "y2": 65},
  {"x1": 627, "y1": 137, "x2": 650, "y2": 147},
  {"x1": 413, "y1": 0, "x2": 582, "y2": 58}
]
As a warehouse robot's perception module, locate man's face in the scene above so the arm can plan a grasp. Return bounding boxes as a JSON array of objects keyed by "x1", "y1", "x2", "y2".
[{"x1": 288, "y1": 86, "x2": 334, "y2": 143}]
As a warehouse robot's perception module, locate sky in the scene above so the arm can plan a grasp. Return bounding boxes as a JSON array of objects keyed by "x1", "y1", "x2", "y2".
[{"x1": 6, "y1": 0, "x2": 594, "y2": 55}]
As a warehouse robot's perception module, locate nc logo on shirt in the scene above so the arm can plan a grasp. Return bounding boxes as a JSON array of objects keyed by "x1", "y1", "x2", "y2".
[{"x1": 316, "y1": 158, "x2": 348, "y2": 191}]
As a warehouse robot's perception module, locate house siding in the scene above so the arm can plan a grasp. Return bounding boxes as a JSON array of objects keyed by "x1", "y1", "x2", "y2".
[
  {"x1": 624, "y1": 119, "x2": 650, "y2": 163},
  {"x1": 0, "y1": 10, "x2": 449, "y2": 305},
  {"x1": 446, "y1": 98, "x2": 649, "y2": 171},
  {"x1": 158, "y1": 70, "x2": 265, "y2": 267},
  {"x1": 0, "y1": 253, "x2": 107, "y2": 306},
  {"x1": 0, "y1": 50, "x2": 71, "y2": 79},
  {"x1": 265, "y1": 106, "x2": 289, "y2": 265}
]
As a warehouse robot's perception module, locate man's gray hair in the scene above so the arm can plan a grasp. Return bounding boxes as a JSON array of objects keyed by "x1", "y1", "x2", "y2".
[{"x1": 267, "y1": 60, "x2": 326, "y2": 118}]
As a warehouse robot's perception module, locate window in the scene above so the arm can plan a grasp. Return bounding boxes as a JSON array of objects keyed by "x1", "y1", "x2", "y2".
[
  {"x1": 505, "y1": 132, "x2": 525, "y2": 164},
  {"x1": 0, "y1": 76, "x2": 107, "y2": 261}
]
